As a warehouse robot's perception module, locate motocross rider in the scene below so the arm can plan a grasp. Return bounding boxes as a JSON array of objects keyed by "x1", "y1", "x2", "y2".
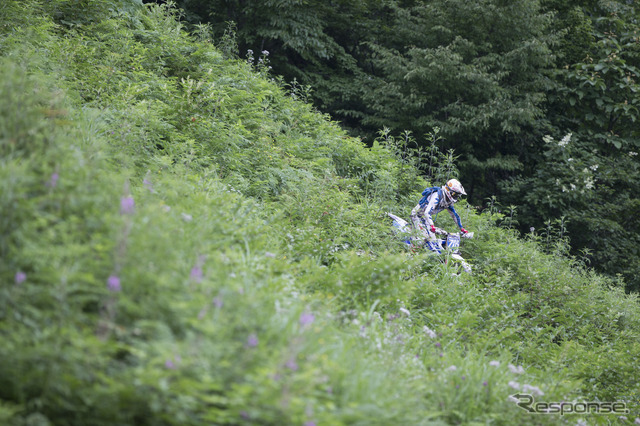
[{"x1": 410, "y1": 179, "x2": 469, "y2": 247}]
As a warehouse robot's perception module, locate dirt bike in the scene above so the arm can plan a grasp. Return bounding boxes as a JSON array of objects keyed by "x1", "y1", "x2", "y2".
[{"x1": 387, "y1": 212, "x2": 474, "y2": 274}]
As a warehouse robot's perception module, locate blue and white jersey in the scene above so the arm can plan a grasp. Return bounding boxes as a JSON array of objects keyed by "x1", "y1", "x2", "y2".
[{"x1": 411, "y1": 188, "x2": 463, "y2": 229}]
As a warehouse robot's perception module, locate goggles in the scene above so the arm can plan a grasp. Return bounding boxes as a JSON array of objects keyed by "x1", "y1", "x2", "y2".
[{"x1": 450, "y1": 191, "x2": 462, "y2": 200}]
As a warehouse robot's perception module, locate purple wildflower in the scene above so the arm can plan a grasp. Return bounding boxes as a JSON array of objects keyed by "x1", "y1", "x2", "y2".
[
  {"x1": 120, "y1": 196, "x2": 135, "y2": 215},
  {"x1": 483, "y1": 381, "x2": 488, "y2": 387},
  {"x1": 285, "y1": 358, "x2": 298, "y2": 371},
  {"x1": 107, "y1": 275, "x2": 121, "y2": 292},
  {"x1": 143, "y1": 177, "x2": 154, "y2": 193},
  {"x1": 190, "y1": 266, "x2": 203, "y2": 283},
  {"x1": 198, "y1": 306, "x2": 207, "y2": 319},
  {"x1": 435, "y1": 342, "x2": 441, "y2": 348},
  {"x1": 299, "y1": 311, "x2": 315, "y2": 327},
  {"x1": 15, "y1": 271, "x2": 26, "y2": 284},
  {"x1": 48, "y1": 172, "x2": 59, "y2": 188},
  {"x1": 213, "y1": 296, "x2": 223, "y2": 308},
  {"x1": 165, "y1": 359, "x2": 176, "y2": 369},
  {"x1": 304, "y1": 422, "x2": 316, "y2": 426},
  {"x1": 265, "y1": 251, "x2": 276, "y2": 258},
  {"x1": 247, "y1": 333, "x2": 258, "y2": 347}
]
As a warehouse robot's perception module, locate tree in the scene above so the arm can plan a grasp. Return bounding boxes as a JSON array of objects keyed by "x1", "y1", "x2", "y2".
[
  {"x1": 353, "y1": 0, "x2": 557, "y2": 201},
  {"x1": 503, "y1": 0, "x2": 640, "y2": 292}
]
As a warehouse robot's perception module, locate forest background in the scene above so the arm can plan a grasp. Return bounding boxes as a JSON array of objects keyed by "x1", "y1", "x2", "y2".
[{"x1": 169, "y1": 0, "x2": 640, "y2": 293}]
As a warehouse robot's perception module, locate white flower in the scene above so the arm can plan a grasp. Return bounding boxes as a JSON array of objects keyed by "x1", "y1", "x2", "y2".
[
  {"x1": 508, "y1": 364, "x2": 525, "y2": 374},
  {"x1": 508, "y1": 381, "x2": 520, "y2": 390},
  {"x1": 543, "y1": 135, "x2": 554, "y2": 144},
  {"x1": 446, "y1": 365, "x2": 457, "y2": 372},
  {"x1": 634, "y1": 417, "x2": 640, "y2": 425},
  {"x1": 590, "y1": 164, "x2": 599, "y2": 171},
  {"x1": 399, "y1": 307, "x2": 410, "y2": 316},
  {"x1": 489, "y1": 360, "x2": 500, "y2": 367},
  {"x1": 523, "y1": 384, "x2": 544, "y2": 396},
  {"x1": 584, "y1": 177, "x2": 595, "y2": 190},
  {"x1": 558, "y1": 133, "x2": 572, "y2": 147},
  {"x1": 570, "y1": 183, "x2": 577, "y2": 191},
  {"x1": 423, "y1": 326, "x2": 437, "y2": 339},
  {"x1": 629, "y1": 151, "x2": 638, "y2": 157}
]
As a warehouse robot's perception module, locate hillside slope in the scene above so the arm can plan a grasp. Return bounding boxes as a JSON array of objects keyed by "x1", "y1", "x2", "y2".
[{"x1": 1, "y1": 2, "x2": 639, "y2": 425}]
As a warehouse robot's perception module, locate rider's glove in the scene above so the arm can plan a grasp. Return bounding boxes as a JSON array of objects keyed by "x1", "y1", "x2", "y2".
[
  {"x1": 430, "y1": 225, "x2": 436, "y2": 233},
  {"x1": 460, "y1": 227, "x2": 468, "y2": 234}
]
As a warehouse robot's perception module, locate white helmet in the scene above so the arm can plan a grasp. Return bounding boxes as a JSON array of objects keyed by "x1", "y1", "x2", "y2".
[{"x1": 443, "y1": 178, "x2": 466, "y2": 202}]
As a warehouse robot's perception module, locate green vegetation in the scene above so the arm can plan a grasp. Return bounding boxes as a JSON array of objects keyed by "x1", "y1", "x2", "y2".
[
  {"x1": 175, "y1": 0, "x2": 640, "y2": 293},
  {"x1": 1, "y1": 1, "x2": 639, "y2": 424}
]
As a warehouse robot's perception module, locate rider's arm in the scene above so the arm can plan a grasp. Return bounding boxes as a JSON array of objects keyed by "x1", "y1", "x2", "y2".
[{"x1": 447, "y1": 205, "x2": 463, "y2": 229}]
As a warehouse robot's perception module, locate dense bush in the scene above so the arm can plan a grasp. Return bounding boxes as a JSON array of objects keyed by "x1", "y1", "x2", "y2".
[{"x1": 1, "y1": 1, "x2": 639, "y2": 425}]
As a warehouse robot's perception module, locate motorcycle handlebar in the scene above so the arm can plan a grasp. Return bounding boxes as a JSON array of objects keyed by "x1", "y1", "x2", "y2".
[{"x1": 433, "y1": 227, "x2": 474, "y2": 239}]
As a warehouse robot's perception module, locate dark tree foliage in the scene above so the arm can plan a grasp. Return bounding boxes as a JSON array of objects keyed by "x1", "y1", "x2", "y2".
[
  {"x1": 503, "y1": 0, "x2": 640, "y2": 291},
  {"x1": 351, "y1": 0, "x2": 557, "y2": 203}
]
